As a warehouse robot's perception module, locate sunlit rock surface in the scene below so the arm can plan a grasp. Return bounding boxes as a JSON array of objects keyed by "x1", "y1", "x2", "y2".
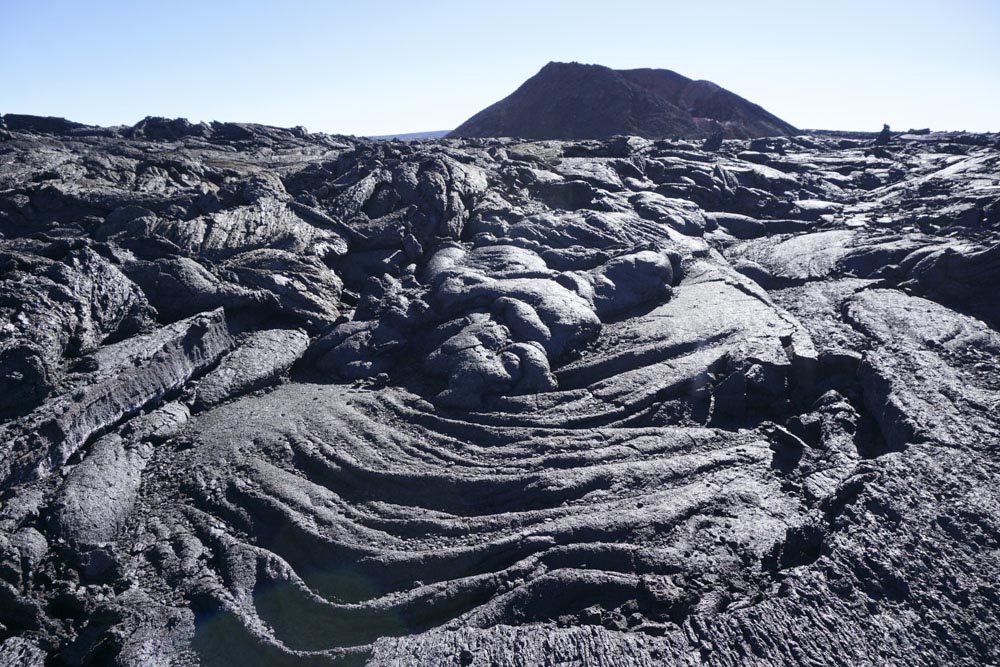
[{"x1": 1, "y1": 115, "x2": 999, "y2": 666}]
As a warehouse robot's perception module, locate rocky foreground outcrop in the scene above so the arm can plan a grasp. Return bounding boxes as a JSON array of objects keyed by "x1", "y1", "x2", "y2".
[
  {"x1": 449, "y1": 62, "x2": 798, "y2": 140},
  {"x1": 1, "y1": 114, "x2": 999, "y2": 666}
]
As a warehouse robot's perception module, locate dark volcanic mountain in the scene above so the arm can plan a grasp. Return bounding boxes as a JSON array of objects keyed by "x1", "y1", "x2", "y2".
[{"x1": 449, "y1": 61, "x2": 798, "y2": 140}]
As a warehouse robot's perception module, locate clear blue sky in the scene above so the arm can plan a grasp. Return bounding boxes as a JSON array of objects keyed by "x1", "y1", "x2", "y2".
[{"x1": 2, "y1": 0, "x2": 998, "y2": 135}]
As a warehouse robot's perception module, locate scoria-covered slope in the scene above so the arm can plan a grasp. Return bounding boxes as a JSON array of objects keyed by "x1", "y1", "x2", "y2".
[
  {"x1": 0, "y1": 115, "x2": 999, "y2": 667},
  {"x1": 448, "y1": 62, "x2": 798, "y2": 140}
]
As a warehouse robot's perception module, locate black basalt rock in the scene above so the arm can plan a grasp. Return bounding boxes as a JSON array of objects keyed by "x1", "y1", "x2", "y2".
[{"x1": 0, "y1": 115, "x2": 997, "y2": 667}]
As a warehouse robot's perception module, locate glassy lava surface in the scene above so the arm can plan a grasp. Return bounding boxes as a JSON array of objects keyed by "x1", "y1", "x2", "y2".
[{"x1": 0, "y1": 115, "x2": 999, "y2": 666}]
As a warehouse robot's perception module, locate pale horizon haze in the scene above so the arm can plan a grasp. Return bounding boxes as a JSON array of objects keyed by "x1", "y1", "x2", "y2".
[{"x1": 2, "y1": 0, "x2": 998, "y2": 136}]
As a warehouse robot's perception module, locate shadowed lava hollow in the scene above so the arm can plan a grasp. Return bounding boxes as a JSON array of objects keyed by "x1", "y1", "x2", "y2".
[{"x1": 0, "y1": 113, "x2": 999, "y2": 666}]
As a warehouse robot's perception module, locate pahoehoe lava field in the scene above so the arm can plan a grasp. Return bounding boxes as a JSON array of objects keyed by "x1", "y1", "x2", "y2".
[{"x1": 1, "y1": 114, "x2": 999, "y2": 666}]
